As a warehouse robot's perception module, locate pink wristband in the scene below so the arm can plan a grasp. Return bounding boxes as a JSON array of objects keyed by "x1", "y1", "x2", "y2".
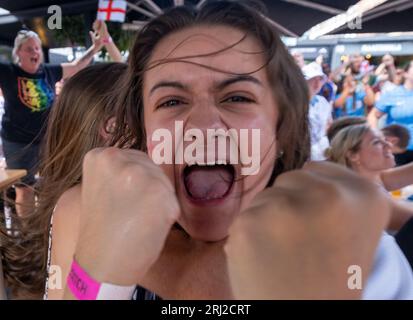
[
  {"x1": 102, "y1": 36, "x2": 112, "y2": 44},
  {"x1": 67, "y1": 258, "x2": 136, "y2": 300},
  {"x1": 67, "y1": 258, "x2": 101, "y2": 300}
]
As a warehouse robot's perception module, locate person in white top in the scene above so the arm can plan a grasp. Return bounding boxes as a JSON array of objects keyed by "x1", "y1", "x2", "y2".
[
  {"x1": 326, "y1": 123, "x2": 413, "y2": 299},
  {"x1": 363, "y1": 233, "x2": 413, "y2": 299},
  {"x1": 302, "y1": 62, "x2": 333, "y2": 161}
]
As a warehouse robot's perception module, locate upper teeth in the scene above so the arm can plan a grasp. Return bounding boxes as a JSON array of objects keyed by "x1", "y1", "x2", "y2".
[{"x1": 187, "y1": 159, "x2": 228, "y2": 166}]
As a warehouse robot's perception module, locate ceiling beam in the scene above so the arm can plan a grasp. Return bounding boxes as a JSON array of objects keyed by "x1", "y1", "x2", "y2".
[
  {"x1": 281, "y1": 0, "x2": 343, "y2": 15},
  {"x1": 122, "y1": 22, "x2": 143, "y2": 31},
  {"x1": 262, "y1": 15, "x2": 299, "y2": 37},
  {"x1": 196, "y1": 0, "x2": 208, "y2": 10},
  {"x1": 141, "y1": 0, "x2": 163, "y2": 14},
  {"x1": 303, "y1": 0, "x2": 390, "y2": 39},
  {"x1": 0, "y1": 14, "x2": 18, "y2": 25},
  {"x1": 126, "y1": 1, "x2": 156, "y2": 19},
  {"x1": 332, "y1": 0, "x2": 413, "y2": 34},
  {"x1": 363, "y1": 0, "x2": 410, "y2": 16}
]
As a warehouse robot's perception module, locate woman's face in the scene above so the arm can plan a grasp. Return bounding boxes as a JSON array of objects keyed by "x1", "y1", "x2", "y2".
[
  {"x1": 395, "y1": 68, "x2": 404, "y2": 85},
  {"x1": 404, "y1": 61, "x2": 413, "y2": 83},
  {"x1": 143, "y1": 25, "x2": 278, "y2": 241},
  {"x1": 17, "y1": 37, "x2": 42, "y2": 73},
  {"x1": 307, "y1": 76, "x2": 324, "y2": 97},
  {"x1": 351, "y1": 129, "x2": 395, "y2": 172}
]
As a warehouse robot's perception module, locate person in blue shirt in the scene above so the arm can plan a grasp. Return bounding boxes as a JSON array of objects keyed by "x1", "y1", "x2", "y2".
[
  {"x1": 334, "y1": 73, "x2": 375, "y2": 118},
  {"x1": 369, "y1": 60, "x2": 413, "y2": 151}
]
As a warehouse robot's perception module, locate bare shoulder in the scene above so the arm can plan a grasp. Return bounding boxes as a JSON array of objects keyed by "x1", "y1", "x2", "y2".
[{"x1": 53, "y1": 185, "x2": 82, "y2": 223}]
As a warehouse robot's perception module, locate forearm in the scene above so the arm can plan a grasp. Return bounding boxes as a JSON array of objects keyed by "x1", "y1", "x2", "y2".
[
  {"x1": 389, "y1": 200, "x2": 413, "y2": 231},
  {"x1": 375, "y1": 63, "x2": 385, "y2": 76},
  {"x1": 74, "y1": 44, "x2": 99, "y2": 69},
  {"x1": 334, "y1": 90, "x2": 350, "y2": 108},
  {"x1": 367, "y1": 109, "x2": 380, "y2": 128},
  {"x1": 387, "y1": 66, "x2": 396, "y2": 83},
  {"x1": 364, "y1": 86, "x2": 375, "y2": 106},
  {"x1": 381, "y1": 163, "x2": 413, "y2": 191},
  {"x1": 105, "y1": 41, "x2": 123, "y2": 63},
  {"x1": 62, "y1": 44, "x2": 101, "y2": 79},
  {"x1": 331, "y1": 65, "x2": 346, "y2": 82}
]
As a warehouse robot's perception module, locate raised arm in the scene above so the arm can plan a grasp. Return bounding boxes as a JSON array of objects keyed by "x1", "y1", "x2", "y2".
[
  {"x1": 61, "y1": 30, "x2": 103, "y2": 79},
  {"x1": 334, "y1": 88, "x2": 351, "y2": 109},
  {"x1": 362, "y1": 77, "x2": 375, "y2": 107},
  {"x1": 388, "y1": 200, "x2": 413, "y2": 231},
  {"x1": 381, "y1": 162, "x2": 413, "y2": 191},
  {"x1": 95, "y1": 20, "x2": 123, "y2": 63},
  {"x1": 367, "y1": 107, "x2": 385, "y2": 129}
]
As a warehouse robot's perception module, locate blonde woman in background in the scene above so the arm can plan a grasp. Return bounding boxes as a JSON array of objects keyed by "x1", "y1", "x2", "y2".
[{"x1": 326, "y1": 123, "x2": 413, "y2": 231}]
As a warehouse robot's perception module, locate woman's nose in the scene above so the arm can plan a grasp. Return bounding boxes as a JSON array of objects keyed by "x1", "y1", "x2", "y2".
[
  {"x1": 384, "y1": 140, "x2": 393, "y2": 149},
  {"x1": 185, "y1": 101, "x2": 226, "y2": 132}
]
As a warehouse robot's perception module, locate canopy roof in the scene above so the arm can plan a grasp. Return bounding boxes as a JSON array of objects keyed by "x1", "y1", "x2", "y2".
[{"x1": 0, "y1": 0, "x2": 411, "y2": 47}]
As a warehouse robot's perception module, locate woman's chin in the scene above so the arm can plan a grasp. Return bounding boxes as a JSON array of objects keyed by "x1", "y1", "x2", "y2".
[
  {"x1": 176, "y1": 203, "x2": 238, "y2": 242},
  {"x1": 186, "y1": 228, "x2": 230, "y2": 242}
]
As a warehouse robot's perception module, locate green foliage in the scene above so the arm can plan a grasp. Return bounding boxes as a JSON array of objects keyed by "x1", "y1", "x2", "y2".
[
  {"x1": 51, "y1": 15, "x2": 86, "y2": 47},
  {"x1": 51, "y1": 15, "x2": 135, "y2": 56},
  {"x1": 106, "y1": 21, "x2": 135, "y2": 52}
]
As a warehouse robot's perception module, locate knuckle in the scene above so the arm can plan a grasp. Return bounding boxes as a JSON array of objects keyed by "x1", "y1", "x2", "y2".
[
  {"x1": 274, "y1": 170, "x2": 298, "y2": 185},
  {"x1": 101, "y1": 146, "x2": 122, "y2": 162},
  {"x1": 315, "y1": 180, "x2": 341, "y2": 200},
  {"x1": 83, "y1": 147, "x2": 102, "y2": 165}
]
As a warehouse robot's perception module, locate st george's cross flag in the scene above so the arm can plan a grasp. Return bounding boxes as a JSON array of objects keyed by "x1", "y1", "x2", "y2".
[{"x1": 97, "y1": 0, "x2": 127, "y2": 22}]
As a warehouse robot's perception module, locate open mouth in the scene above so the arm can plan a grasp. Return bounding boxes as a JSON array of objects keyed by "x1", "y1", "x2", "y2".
[
  {"x1": 30, "y1": 57, "x2": 38, "y2": 64},
  {"x1": 183, "y1": 164, "x2": 235, "y2": 203}
]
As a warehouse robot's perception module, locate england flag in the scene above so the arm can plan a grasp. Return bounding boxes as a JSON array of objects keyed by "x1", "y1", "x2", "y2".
[{"x1": 97, "y1": 0, "x2": 127, "y2": 22}]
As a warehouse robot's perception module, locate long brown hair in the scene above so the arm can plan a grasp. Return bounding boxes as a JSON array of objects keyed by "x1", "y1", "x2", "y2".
[
  {"x1": 112, "y1": 0, "x2": 310, "y2": 185},
  {"x1": 1, "y1": 62, "x2": 127, "y2": 298}
]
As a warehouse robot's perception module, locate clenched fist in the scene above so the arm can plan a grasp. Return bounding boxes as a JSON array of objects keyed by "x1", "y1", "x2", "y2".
[
  {"x1": 225, "y1": 161, "x2": 390, "y2": 299},
  {"x1": 74, "y1": 147, "x2": 180, "y2": 286}
]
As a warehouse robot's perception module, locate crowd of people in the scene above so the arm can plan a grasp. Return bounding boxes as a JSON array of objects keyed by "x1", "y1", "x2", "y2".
[
  {"x1": 0, "y1": 0, "x2": 413, "y2": 300},
  {"x1": 294, "y1": 50, "x2": 413, "y2": 165}
]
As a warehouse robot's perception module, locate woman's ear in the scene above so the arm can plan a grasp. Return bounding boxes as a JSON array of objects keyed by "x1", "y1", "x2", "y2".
[
  {"x1": 346, "y1": 150, "x2": 360, "y2": 167},
  {"x1": 100, "y1": 116, "x2": 116, "y2": 142}
]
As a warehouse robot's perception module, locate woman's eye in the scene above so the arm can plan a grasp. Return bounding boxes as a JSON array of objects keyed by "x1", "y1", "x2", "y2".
[
  {"x1": 222, "y1": 96, "x2": 254, "y2": 104},
  {"x1": 158, "y1": 99, "x2": 185, "y2": 109}
]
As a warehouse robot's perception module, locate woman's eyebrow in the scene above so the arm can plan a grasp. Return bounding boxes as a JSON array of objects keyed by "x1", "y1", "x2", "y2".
[
  {"x1": 150, "y1": 81, "x2": 188, "y2": 96},
  {"x1": 216, "y1": 75, "x2": 263, "y2": 90},
  {"x1": 149, "y1": 75, "x2": 262, "y2": 96}
]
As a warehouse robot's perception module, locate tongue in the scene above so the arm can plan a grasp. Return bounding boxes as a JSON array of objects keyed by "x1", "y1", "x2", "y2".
[{"x1": 184, "y1": 166, "x2": 233, "y2": 200}]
